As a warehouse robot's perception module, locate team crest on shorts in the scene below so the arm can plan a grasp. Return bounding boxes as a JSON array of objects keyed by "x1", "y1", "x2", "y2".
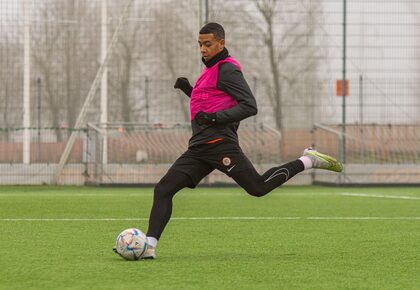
[{"x1": 222, "y1": 157, "x2": 231, "y2": 166}]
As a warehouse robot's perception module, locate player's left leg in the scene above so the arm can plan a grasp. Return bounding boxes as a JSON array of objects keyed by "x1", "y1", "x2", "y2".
[
  {"x1": 301, "y1": 147, "x2": 343, "y2": 172},
  {"x1": 230, "y1": 159, "x2": 305, "y2": 197},
  {"x1": 216, "y1": 146, "x2": 342, "y2": 197}
]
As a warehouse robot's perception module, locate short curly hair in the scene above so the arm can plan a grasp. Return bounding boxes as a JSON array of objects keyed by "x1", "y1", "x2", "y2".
[{"x1": 199, "y1": 22, "x2": 225, "y2": 40}]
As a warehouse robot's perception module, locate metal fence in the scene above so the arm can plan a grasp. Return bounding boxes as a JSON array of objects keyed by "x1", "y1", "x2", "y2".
[{"x1": 0, "y1": 0, "x2": 419, "y2": 185}]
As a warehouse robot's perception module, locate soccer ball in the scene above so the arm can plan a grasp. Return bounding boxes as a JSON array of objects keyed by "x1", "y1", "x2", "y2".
[{"x1": 114, "y1": 228, "x2": 148, "y2": 260}]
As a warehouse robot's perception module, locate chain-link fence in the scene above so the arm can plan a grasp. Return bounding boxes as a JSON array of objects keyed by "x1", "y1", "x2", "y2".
[
  {"x1": 85, "y1": 122, "x2": 288, "y2": 185},
  {"x1": 0, "y1": 0, "x2": 419, "y2": 184}
]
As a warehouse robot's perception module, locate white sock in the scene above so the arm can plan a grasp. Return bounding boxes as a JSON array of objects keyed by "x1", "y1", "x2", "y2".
[
  {"x1": 299, "y1": 156, "x2": 313, "y2": 170},
  {"x1": 147, "y1": 237, "x2": 158, "y2": 248}
]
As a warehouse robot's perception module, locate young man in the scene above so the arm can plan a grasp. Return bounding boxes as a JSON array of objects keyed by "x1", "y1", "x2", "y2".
[{"x1": 140, "y1": 23, "x2": 342, "y2": 259}]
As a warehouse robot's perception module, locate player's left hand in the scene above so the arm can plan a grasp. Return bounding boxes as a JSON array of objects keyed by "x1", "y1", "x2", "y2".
[
  {"x1": 174, "y1": 77, "x2": 193, "y2": 97},
  {"x1": 195, "y1": 111, "x2": 217, "y2": 126}
]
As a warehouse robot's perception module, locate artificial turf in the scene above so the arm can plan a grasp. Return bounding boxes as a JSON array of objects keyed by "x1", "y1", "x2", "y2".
[{"x1": 0, "y1": 185, "x2": 419, "y2": 289}]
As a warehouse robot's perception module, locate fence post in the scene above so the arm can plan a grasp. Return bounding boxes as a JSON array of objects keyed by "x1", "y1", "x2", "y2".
[
  {"x1": 37, "y1": 78, "x2": 42, "y2": 162},
  {"x1": 145, "y1": 76, "x2": 150, "y2": 123}
]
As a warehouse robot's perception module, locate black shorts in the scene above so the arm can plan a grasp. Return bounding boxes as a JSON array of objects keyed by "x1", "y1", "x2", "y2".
[{"x1": 169, "y1": 140, "x2": 254, "y2": 187}]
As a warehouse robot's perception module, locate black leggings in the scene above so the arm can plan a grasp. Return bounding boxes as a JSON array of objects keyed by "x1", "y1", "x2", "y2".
[
  {"x1": 231, "y1": 159, "x2": 304, "y2": 197},
  {"x1": 146, "y1": 159, "x2": 304, "y2": 239},
  {"x1": 146, "y1": 170, "x2": 192, "y2": 239}
]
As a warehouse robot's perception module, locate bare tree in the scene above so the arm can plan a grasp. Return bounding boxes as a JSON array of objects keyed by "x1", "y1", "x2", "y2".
[
  {"x1": 105, "y1": 1, "x2": 195, "y2": 124},
  {"x1": 107, "y1": 3, "x2": 153, "y2": 123},
  {"x1": 150, "y1": 1, "x2": 200, "y2": 122},
  {"x1": 32, "y1": 3, "x2": 63, "y2": 140},
  {"x1": 255, "y1": 0, "x2": 323, "y2": 128},
  {"x1": 0, "y1": 35, "x2": 22, "y2": 140},
  {"x1": 210, "y1": 0, "x2": 325, "y2": 157},
  {"x1": 117, "y1": 35, "x2": 137, "y2": 123},
  {"x1": 32, "y1": 1, "x2": 100, "y2": 140}
]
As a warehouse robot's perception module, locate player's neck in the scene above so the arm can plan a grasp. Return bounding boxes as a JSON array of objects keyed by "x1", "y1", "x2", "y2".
[{"x1": 202, "y1": 47, "x2": 229, "y2": 68}]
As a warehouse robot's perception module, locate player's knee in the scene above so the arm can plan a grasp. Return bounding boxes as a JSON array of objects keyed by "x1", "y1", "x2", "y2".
[
  {"x1": 153, "y1": 181, "x2": 172, "y2": 200},
  {"x1": 245, "y1": 185, "x2": 267, "y2": 197},
  {"x1": 248, "y1": 190, "x2": 266, "y2": 197}
]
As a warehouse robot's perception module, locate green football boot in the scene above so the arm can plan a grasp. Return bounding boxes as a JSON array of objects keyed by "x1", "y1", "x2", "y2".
[{"x1": 303, "y1": 147, "x2": 343, "y2": 172}]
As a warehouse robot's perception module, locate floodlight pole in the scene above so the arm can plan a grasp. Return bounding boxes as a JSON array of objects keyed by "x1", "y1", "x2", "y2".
[
  {"x1": 205, "y1": 0, "x2": 209, "y2": 24},
  {"x1": 341, "y1": 0, "x2": 347, "y2": 165},
  {"x1": 23, "y1": 0, "x2": 31, "y2": 164},
  {"x1": 101, "y1": 0, "x2": 108, "y2": 165}
]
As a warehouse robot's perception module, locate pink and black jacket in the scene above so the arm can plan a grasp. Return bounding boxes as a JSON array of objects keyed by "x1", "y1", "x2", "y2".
[{"x1": 184, "y1": 48, "x2": 257, "y2": 147}]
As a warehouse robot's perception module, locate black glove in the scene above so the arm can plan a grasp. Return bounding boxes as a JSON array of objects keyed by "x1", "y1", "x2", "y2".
[
  {"x1": 174, "y1": 77, "x2": 193, "y2": 97},
  {"x1": 195, "y1": 111, "x2": 217, "y2": 126}
]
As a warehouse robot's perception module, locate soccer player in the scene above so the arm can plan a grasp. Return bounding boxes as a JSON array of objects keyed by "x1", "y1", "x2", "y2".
[{"x1": 141, "y1": 23, "x2": 342, "y2": 259}]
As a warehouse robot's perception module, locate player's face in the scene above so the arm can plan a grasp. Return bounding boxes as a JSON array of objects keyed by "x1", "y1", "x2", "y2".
[{"x1": 198, "y1": 33, "x2": 225, "y2": 62}]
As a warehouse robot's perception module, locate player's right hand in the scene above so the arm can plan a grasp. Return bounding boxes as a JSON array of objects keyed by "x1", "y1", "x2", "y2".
[{"x1": 195, "y1": 111, "x2": 217, "y2": 126}]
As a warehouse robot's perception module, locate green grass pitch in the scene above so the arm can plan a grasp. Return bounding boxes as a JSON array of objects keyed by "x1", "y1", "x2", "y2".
[{"x1": 0, "y1": 185, "x2": 419, "y2": 290}]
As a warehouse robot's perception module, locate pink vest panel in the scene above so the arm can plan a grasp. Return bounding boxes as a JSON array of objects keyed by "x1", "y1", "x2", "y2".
[{"x1": 190, "y1": 57, "x2": 241, "y2": 120}]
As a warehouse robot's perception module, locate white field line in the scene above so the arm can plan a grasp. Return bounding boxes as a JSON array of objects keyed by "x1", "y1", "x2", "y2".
[
  {"x1": 0, "y1": 216, "x2": 419, "y2": 222},
  {"x1": 0, "y1": 192, "x2": 338, "y2": 197},
  {"x1": 1, "y1": 192, "x2": 419, "y2": 199},
  {"x1": 341, "y1": 192, "x2": 420, "y2": 200}
]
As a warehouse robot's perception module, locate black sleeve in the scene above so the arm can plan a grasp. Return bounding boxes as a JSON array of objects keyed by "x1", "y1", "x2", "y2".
[
  {"x1": 185, "y1": 87, "x2": 193, "y2": 98},
  {"x1": 179, "y1": 85, "x2": 192, "y2": 98},
  {"x1": 215, "y1": 62, "x2": 258, "y2": 124}
]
